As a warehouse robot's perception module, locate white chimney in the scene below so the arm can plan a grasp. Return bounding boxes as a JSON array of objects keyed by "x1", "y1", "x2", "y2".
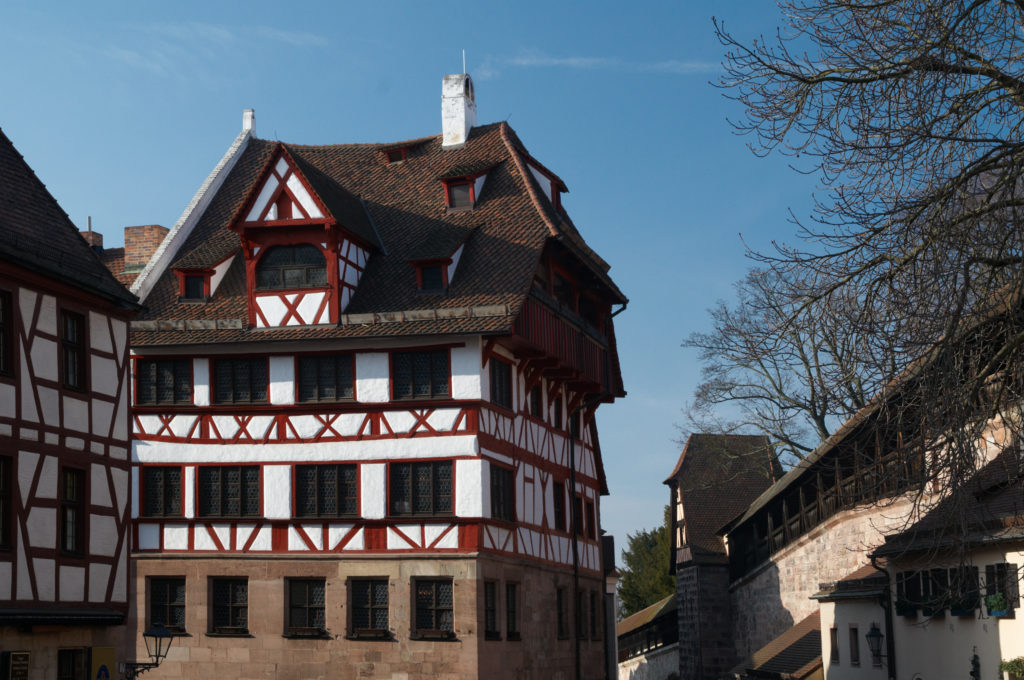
[
  {"x1": 441, "y1": 74, "x2": 476, "y2": 149},
  {"x1": 243, "y1": 109, "x2": 255, "y2": 132}
]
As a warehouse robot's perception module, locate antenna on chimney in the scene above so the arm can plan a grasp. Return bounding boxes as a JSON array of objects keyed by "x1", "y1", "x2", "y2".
[
  {"x1": 462, "y1": 49, "x2": 466, "y2": 74},
  {"x1": 87, "y1": 216, "x2": 92, "y2": 234}
]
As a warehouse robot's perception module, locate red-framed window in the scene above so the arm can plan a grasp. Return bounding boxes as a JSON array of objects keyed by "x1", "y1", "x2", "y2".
[
  {"x1": 389, "y1": 461, "x2": 452, "y2": 517},
  {"x1": 212, "y1": 357, "x2": 268, "y2": 404},
  {"x1": 142, "y1": 466, "x2": 183, "y2": 517},
  {"x1": 175, "y1": 270, "x2": 211, "y2": 301},
  {"x1": 297, "y1": 354, "x2": 354, "y2": 402},
  {"x1": 384, "y1": 147, "x2": 408, "y2": 163},
  {"x1": 136, "y1": 358, "x2": 193, "y2": 405},
  {"x1": 0, "y1": 290, "x2": 12, "y2": 377},
  {"x1": 413, "y1": 260, "x2": 449, "y2": 291},
  {"x1": 60, "y1": 467, "x2": 86, "y2": 555},
  {"x1": 442, "y1": 179, "x2": 475, "y2": 209},
  {"x1": 256, "y1": 244, "x2": 327, "y2": 290},
  {"x1": 60, "y1": 310, "x2": 87, "y2": 392},
  {"x1": 391, "y1": 349, "x2": 450, "y2": 400},
  {"x1": 295, "y1": 464, "x2": 358, "y2": 518},
  {"x1": 198, "y1": 466, "x2": 260, "y2": 518}
]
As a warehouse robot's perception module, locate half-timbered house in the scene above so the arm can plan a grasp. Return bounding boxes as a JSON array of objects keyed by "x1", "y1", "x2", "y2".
[
  {"x1": 0, "y1": 128, "x2": 139, "y2": 678},
  {"x1": 124, "y1": 73, "x2": 626, "y2": 679}
]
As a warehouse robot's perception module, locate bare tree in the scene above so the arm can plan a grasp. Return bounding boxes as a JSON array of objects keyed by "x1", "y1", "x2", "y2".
[{"x1": 694, "y1": 0, "x2": 1024, "y2": 535}]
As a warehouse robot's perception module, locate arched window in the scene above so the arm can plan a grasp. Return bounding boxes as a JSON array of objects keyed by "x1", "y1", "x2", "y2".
[{"x1": 256, "y1": 244, "x2": 327, "y2": 290}]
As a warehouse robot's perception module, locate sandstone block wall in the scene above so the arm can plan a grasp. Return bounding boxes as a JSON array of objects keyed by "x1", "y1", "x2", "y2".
[{"x1": 730, "y1": 499, "x2": 913, "y2": 660}]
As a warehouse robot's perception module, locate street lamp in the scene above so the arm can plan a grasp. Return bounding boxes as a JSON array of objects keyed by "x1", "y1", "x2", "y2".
[
  {"x1": 123, "y1": 623, "x2": 174, "y2": 679},
  {"x1": 865, "y1": 623, "x2": 885, "y2": 665}
]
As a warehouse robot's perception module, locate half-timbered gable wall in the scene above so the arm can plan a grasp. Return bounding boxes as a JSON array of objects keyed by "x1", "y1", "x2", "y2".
[{"x1": 0, "y1": 264, "x2": 134, "y2": 615}]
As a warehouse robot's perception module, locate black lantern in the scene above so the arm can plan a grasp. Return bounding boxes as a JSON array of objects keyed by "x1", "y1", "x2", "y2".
[
  {"x1": 124, "y1": 623, "x2": 174, "y2": 679},
  {"x1": 865, "y1": 623, "x2": 884, "y2": 659}
]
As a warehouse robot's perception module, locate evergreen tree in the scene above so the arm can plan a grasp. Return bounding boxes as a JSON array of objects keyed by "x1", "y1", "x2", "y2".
[{"x1": 617, "y1": 506, "x2": 674, "y2": 619}]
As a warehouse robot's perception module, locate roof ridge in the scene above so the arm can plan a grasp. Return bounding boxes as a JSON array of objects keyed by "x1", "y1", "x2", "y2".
[{"x1": 498, "y1": 122, "x2": 560, "y2": 239}]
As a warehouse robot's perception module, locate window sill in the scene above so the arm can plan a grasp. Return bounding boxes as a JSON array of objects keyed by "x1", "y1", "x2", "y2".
[
  {"x1": 346, "y1": 630, "x2": 393, "y2": 641},
  {"x1": 484, "y1": 632, "x2": 502, "y2": 641},
  {"x1": 410, "y1": 630, "x2": 456, "y2": 641},
  {"x1": 507, "y1": 632, "x2": 521, "y2": 641},
  {"x1": 282, "y1": 632, "x2": 331, "y2": 640},
  {"x1": 206, "y1": 632, "x2": 253, "y2": 638}
]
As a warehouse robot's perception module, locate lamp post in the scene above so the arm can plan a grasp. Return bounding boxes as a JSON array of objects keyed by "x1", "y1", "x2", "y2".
[{"x1": 123, "y1": 623, "x2": 174, "y2": 679}]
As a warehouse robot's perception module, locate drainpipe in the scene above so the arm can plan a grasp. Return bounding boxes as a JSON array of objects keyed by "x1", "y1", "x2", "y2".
[{"x1": 871, "y1": 554, "x2": 897, "y2": 680}]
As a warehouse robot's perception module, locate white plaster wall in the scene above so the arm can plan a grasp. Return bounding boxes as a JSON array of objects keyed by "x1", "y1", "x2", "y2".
[
  {"x1": 269, "y1": 355, "x2": 294, "y2": 405},
  {"x1": 263, "y1": 465, "x2": 292, "y2": 518},
  {"x1": 246, "y1": 175, "x2": 279, "y2": 221},
  {"x1": 0, "y1": 382, "x2": 13, "y2": 418},
  {"x1": 30, "y1": 337, "x2": 57, "y2": 383},
  {"x1": 287, "y1": 173, "x2": 323, "y2": 218},
  {"x1": 361, "y1": 464, "x2": 386, "y2": 519},
  {"x1": 63, "y1": 395, "x2": 89, "y2": 433},
  {"x1": 193, "y1": 358, "x2": 210, "y2": 406},
  {"x1": 892, "y1": 546, "x2": 1024, "y2": 680},
  {"x1": 447, "y1": 243, "x2": 464, "y2": 285},
  {"x1": 130, "y1": 467, "x2": 140, "y2": 519},
  {"x1": 37, "y1": 294, "x2": 56, "y2": 335},
  {"x1": 59, "y1": 565, "x2": 85, "y2": 601},
  {"x1": 88, "y1": 311, "x2": 112, "y2": 353},
  {"x1": 89, "y1": 515, "x2": 119, "y2": 557},
  {"x1": 452, "y1": 340, "x2": 482, "y2": 400},
  {"x1": 356, "y1": 353, "x2": 389, "y2": 402},
  {"x1": 34, "y1": 558, "x2": 55, "y2": 600},
  {"x1": 26, "y1": 507, "x2": 56, "y2": 548},
  {"x1": 820, "y1": 600, "x2": 888, "y2": 680},
  {"x1": 134, "y1": 435, "x2": 479, "y2": 464},
  {"x1": 89, "y1": 564, "x2": 110, "y2": 602},
  {"x1": 255, "y1": 295, "x2": 287, "y2": 328},
  {"x1": 90, "y1": 464, "x2": 111, "y2": 507},
  {"x1": 456, "y1": 458, "x2": 484, "y2": 517},
  {"x1": 209, "y1": 253, "x2": 235, "y2": 297}
]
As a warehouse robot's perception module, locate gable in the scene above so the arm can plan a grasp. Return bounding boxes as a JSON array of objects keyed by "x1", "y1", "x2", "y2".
[{"x1": 243, "y1": 152, "x2": 326, "y2": 224}]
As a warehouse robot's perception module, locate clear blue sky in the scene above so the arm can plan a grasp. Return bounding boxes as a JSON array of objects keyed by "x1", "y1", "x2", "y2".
[{"x1": 0, "y1": 2, "x2": 818, "y2": 550}]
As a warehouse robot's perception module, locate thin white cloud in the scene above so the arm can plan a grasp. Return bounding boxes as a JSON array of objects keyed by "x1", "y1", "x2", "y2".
[
  {"x1": 250, "y1": 26, "x2": 329, "y2": 47},
  {"x1": 486, "y1": 50, "x2": 718, "y2": 77}
]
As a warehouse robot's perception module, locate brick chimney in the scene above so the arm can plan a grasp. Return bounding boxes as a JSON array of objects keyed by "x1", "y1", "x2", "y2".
[
  {"x1": 124, "y1": 224, "x2": 169, "y2": 273},
  {"x1": 442, "y1": 73, "x2": 476, "y2": 149},
  {"x1": 80, "y1": 230, "x2": 103, "y2": 250}
]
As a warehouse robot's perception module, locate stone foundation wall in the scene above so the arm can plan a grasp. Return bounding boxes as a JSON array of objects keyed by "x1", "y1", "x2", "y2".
[
  {"x1": 134, "y1": 553, "x2": 605, "y2": 680},
  {"x1": 0, "y1": 625, "x2": 129, "y2": 679},
  {"x1": 730, "y1": 499, "x2": 913, "y2": 660}
]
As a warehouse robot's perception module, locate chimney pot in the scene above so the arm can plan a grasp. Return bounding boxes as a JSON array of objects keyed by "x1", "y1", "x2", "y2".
[
  {"x1": 441, "y1": 74, "x2": 476, "y2": 149},
  {"x1": 243, "y1": 109, "x2": 255, "y2": 132}
]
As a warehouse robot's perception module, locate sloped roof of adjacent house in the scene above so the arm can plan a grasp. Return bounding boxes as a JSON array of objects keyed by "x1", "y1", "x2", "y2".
[
  {"x1": 0, "y1": 128, "x2": 138, "y2": 308},
  {"x1": 133, "y1": 121, "x2": 625, "y2": 346},
  {"x1": 665, "y1": 434, "x2": 777, "y2": 560},
  {"x1": 731, "y1": 611, "x2": 823, "y2": 680}
]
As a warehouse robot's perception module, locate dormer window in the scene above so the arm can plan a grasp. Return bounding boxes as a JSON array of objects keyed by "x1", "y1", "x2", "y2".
[
  {"x1": 386, "y1": 148, "x2": 408, "y2": 163},
  {"x1": 176, "y1": 270, "x2": 211, "y2": 301},
  {"x1": 256, "y1": 244, "x2": 327, "y2": 290},
  {"x1": 421, "y1": 265, "x2": 444, "y2": 290},
  {"x1": 446, "y1": 181, "x2": 473, "y2": 209}
]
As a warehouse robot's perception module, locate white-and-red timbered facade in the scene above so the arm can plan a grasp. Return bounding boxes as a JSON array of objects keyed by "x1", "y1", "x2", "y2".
[{"x1": 124, "y1": 76, "x2": 626, "y2": 680}]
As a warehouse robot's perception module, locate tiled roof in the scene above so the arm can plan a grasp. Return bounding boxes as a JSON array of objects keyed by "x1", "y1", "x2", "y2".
[
  {"x1": 616, "y1": 593, "x2": 676, "y2": 637},
  {"x1": 135, "y1": 122, "x2": 625, "y2": 346},
  {"x1": 0, "y1": 128, "x2": 138, "y2": 308},
  {"x1": 733, "y1": 611, "x2": 822, "y2": 680},
  {"x1": 665, "y1": 434, "x2": 777, "y2": 559}
]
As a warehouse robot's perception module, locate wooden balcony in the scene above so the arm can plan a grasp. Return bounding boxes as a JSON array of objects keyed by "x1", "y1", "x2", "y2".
[{"x1": 512, "y1": 295, "x2": 610, "y2": 390}]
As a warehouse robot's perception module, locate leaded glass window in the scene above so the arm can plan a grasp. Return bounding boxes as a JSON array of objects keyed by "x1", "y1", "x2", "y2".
[
  {"x1": 490, "y1": 359, "x2": 512, "y2": 409},
  {"x1": 256, "y1": 245, "x2": 327, "y2": 290},
  {"x1": 143, "y1": 466, "x2": 182, "y2": 517},
  {"x1": 295, "y1": 464, "x2": 358, "y2": 518},
  {"x1": 211, "y1": 578, "x2": 248, "y2": 633},
  {"x1": 413, "y1": 578, "x2": 453, "y2": 636},
  {"x1": 392, "y1": 349, "x2": 449, "y2": 400},
  {"x1": 490, "y1": 465, "x2": 515, "y2": 522},
  {"x1": 150, "y1": 577, "x2": 186, "y2": 632},
  {"x1": 484, "y1": 581, "x2": 499, "y2": 639},
  {"x1": 297, "y1": 355, "x2": 354, "y2": 402},
  {"x1": 61, "y1": 468, "x2": 85, "y2": 555},
  {"x1": 198, "y1": 466, "x2": 260, "y2": 518},
  {"x1": 60, "y1": 310, "x2": 86, "y2": 391},
  {"x1": 350, "y1": 579, "x2": 389, "y2": 634},
  {"x1": 389, "y1": 461, "x2": 452, "y2": 517},
  {"x1": 213, "y1": 358, "x2": 268, "y2": 404},
  {"x1": 288, "y1": 579, "x2": 326, "y2": 635},
  {"x1": 136, "y1": 358, "x2": 192, "y2": 405}
]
